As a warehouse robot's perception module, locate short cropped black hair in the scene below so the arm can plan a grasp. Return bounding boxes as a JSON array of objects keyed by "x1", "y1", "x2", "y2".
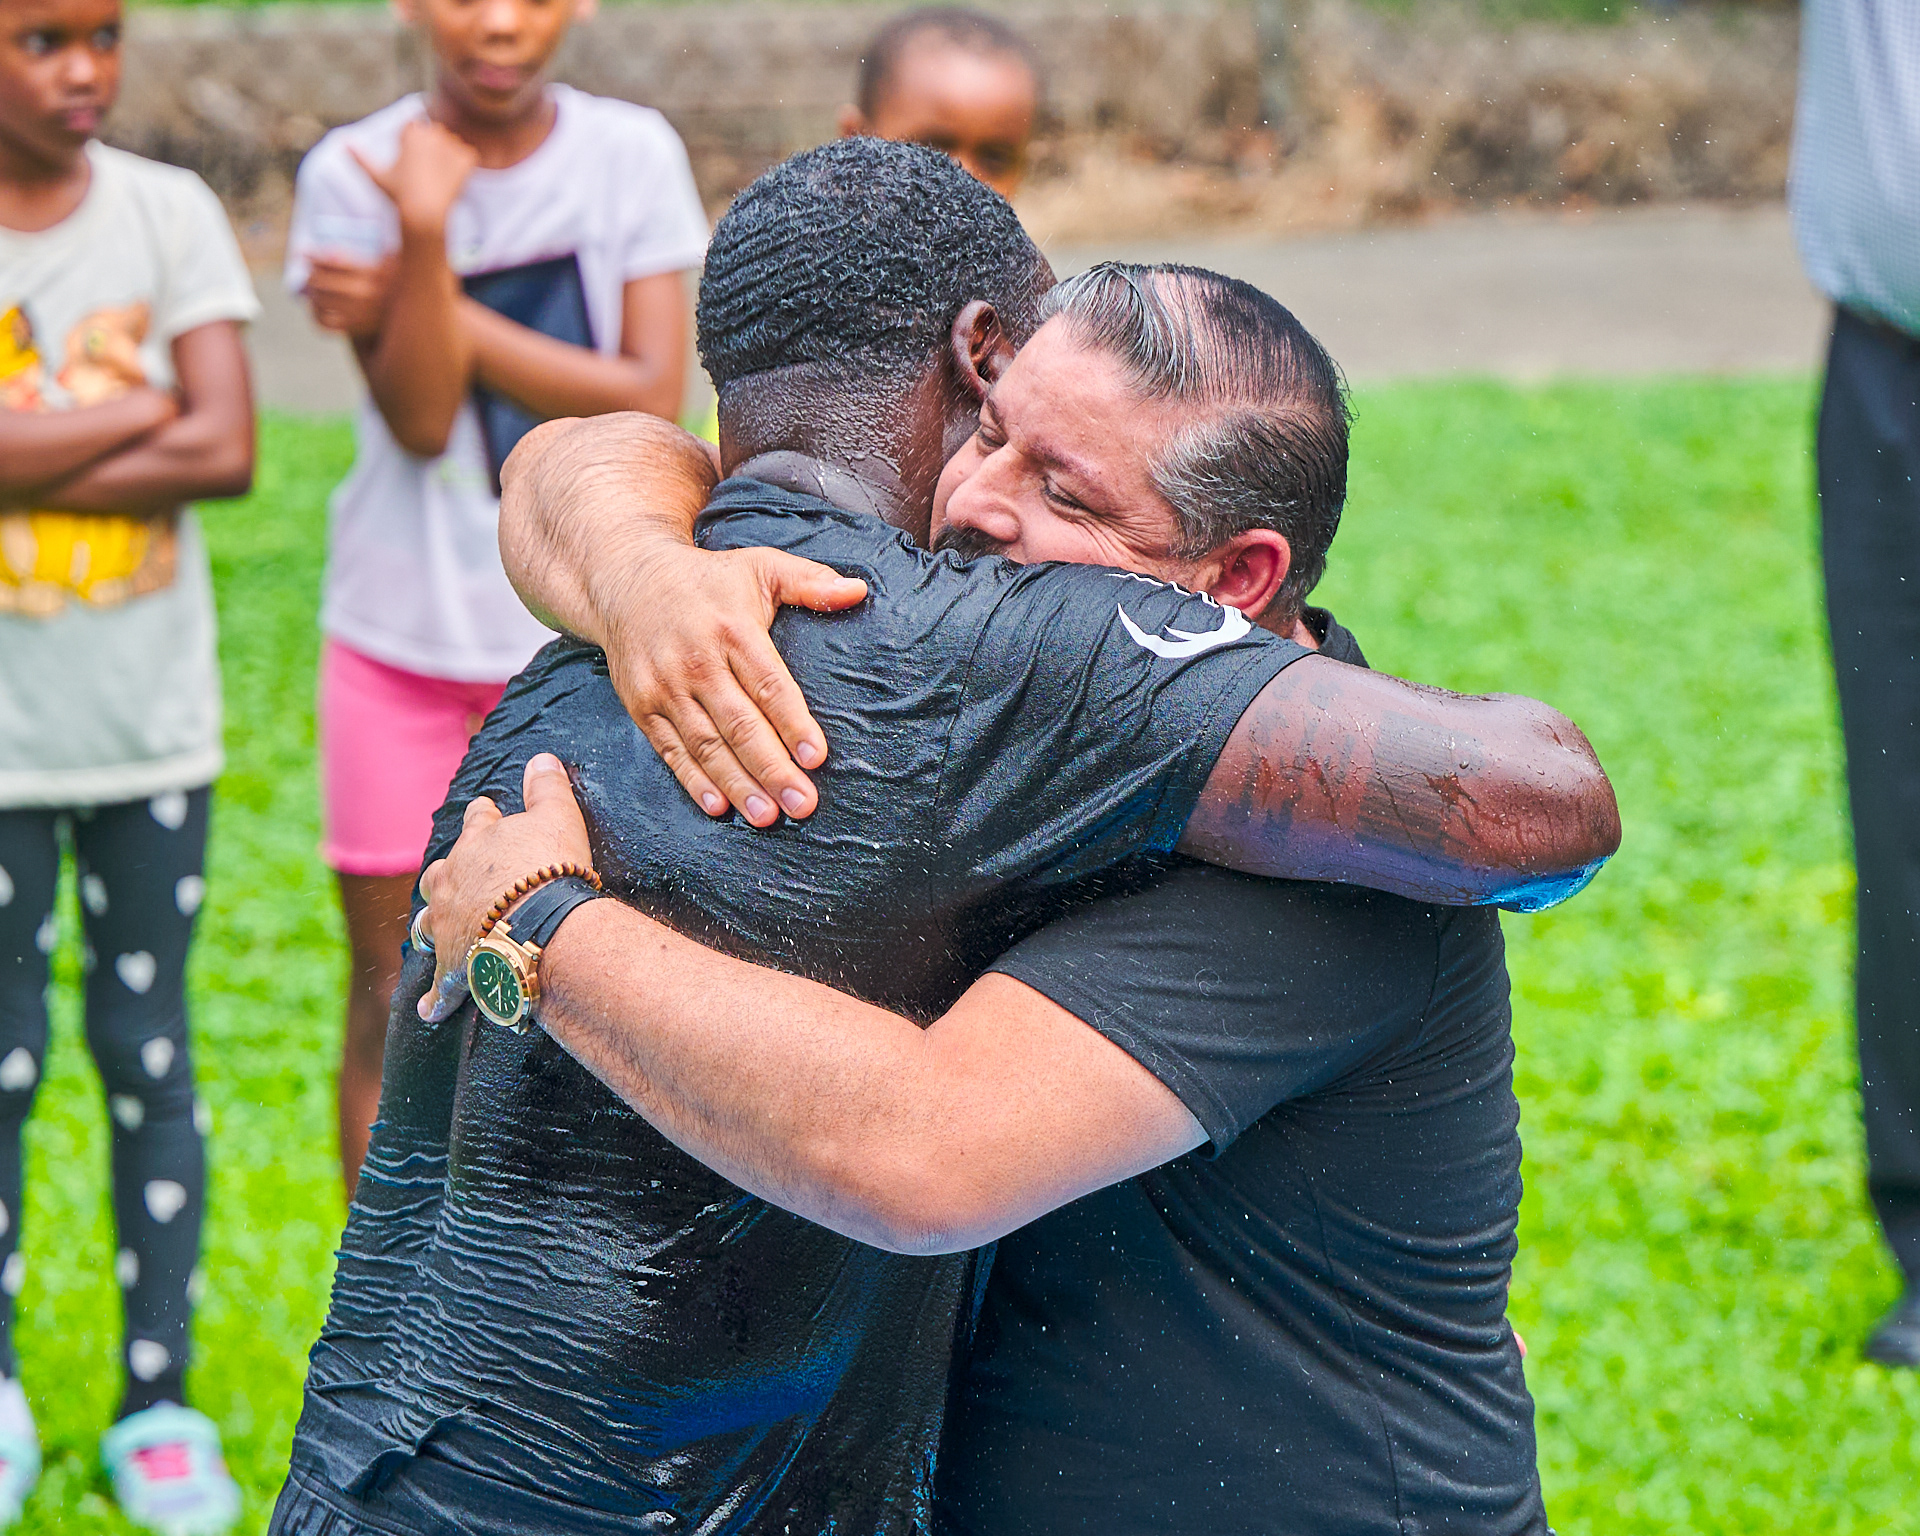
[
  {"x1": 857, "y1": 7, "x2": 1034, "y2": 118},
  {"x1": 697, "y1": 137, "x2": 1050, "y2": 403},
  {"x1": 1046, "y1": 263, "x2": 1352, "y2": 618}
]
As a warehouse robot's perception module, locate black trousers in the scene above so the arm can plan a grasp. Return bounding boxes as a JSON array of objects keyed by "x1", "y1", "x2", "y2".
[{"x1": 1820, "y1": 307, "x2": 1920, "y2": 1285}]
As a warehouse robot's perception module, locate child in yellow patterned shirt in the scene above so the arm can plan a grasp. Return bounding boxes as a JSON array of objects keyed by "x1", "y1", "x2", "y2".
[{"x1": 0, "y1": 0, "x2": 258, "y2": 1528}]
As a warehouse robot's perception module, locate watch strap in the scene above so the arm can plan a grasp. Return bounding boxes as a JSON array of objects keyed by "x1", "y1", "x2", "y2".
[{"x1": 501, "y1": 874, "x2": 606, "y2": 950}]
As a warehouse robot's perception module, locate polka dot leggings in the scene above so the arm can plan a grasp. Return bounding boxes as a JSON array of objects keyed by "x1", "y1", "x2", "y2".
[{"x1": 0, "y1": 788, "x2": 210, "y2": 1420}]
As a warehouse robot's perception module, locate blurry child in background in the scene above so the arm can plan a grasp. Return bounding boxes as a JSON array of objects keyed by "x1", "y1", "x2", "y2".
[
  {"x1": 286, "y1": 0, "x2": 707, "y2": 1194},
  {"x1": 0, "y1": 0, "x2": 258, "y2": 1528},
  {"x1": 839, "y1": 7, "x2": 1037, "y2": 198}
]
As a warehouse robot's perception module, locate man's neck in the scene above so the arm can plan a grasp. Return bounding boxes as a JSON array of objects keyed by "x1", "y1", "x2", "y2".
[
  {"x1": 730, "y1": 450, "x2": 926, "y2": 541},
  {"x1": 1252, "y1": 603, "x2": 1318, "y2": 650}
]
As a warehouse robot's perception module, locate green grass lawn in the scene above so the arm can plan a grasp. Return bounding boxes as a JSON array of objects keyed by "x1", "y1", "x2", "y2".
[{"x1": 14, "y1": 380, "x2": 1915, "y2": 1533}]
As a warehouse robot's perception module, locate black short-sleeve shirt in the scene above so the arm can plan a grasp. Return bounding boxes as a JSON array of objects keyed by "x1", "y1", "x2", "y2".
[
  {"x1": 282, "y1": 478, "x2": 1310, "y2": 1536},
  {"x1": 938, "y1": 621, "x2": 1548, "y2": 1536}
]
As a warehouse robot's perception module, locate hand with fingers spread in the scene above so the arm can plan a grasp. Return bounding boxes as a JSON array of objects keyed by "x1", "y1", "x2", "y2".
[
  {"x1": 604, "y1": 543, "x2": 868, "y2": 826},
  {"x1": 497, "y1": 413, "x2": 869, "y2": 827},
  {"x1": 416, "y1": 753, "x2": 593, "y2": 1022}
]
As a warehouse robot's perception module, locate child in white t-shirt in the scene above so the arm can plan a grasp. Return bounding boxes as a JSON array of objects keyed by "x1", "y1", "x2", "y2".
[
  {"x1": 0, "y1": 0, "x2": 257, "y2": 1528},
  {"x1": 284, "y1": 0, "x2": 708, "y2": 1194}
]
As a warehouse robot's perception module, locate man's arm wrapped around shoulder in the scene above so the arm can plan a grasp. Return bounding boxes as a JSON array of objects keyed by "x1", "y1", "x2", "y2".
[
  {"x1": 498, "y1": 416, "x2": 868, "y2": 826},
  {"x1": 496, "y1": 415, "x2": 1620, "y2": 910},
  {"x1": 1182, "y1": 659, "x2": 1617, "y2": 910}
]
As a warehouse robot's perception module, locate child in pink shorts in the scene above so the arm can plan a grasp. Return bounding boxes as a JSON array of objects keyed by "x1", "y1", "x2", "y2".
[{"x1": 285, "y1": 0, "x2": 708, "y2": 1192}]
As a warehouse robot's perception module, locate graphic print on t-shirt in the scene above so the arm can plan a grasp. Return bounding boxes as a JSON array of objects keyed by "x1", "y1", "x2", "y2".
[
  {"x1": 462, "y1": 253, "x2": 594, "y2": 495},
  {"x1": 1110, "y1": 573, "x2": 1255, "y2": 659},
  {"x1": 0, "y1": 301, "x2": 178, "y2": 617}
]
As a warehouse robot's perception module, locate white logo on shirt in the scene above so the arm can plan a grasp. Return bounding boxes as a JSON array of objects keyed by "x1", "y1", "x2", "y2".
[{"x1": 1114, "y1": 579, "x2": 1253, "y2": 659}]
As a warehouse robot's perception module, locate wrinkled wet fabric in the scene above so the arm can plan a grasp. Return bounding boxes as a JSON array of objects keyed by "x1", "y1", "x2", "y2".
[{"x1": 275, "y1": 478, "x2": 1312, "y2": 1536}]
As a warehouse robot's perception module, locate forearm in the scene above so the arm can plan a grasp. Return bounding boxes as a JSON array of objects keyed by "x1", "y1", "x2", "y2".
[
  {"x1": 360, "y1": 228, "x2": 472, "y2": 457},
  {"x1": 0, "y1": 393, "x2": 172, "y2": 497},
  {"x1": 419, "y1": 756, "x2": 1192, "y2": 1245},
  {"x1": 535, "y1": 898, "x2": 964, "y2": 1251},
  {"x1": 40, "y1": 401, "x2": 253, "y2": 513},
  {"x1": 497, "y1": 413, "x2": 714, "y2": 637},
  {"x1": 461, "y1": 300, "x2": 682, "y2": 423},
  {"x1": 1185, "y1": 659, "x2": 1620, "y2": 908}
]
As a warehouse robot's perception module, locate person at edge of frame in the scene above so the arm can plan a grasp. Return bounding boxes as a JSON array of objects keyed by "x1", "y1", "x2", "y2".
[
  {"x1": 0, "y1": 0, "x2": 256, "y2": 1525},
  {"x1": 1790, "y1": 0, "x2": 1920, "y2": 1368},
  {"x1": 839, "y1": 7, "x2": 1037, "y2": 198}
]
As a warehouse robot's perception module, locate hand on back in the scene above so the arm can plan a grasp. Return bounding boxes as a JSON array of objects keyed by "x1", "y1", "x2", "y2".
[
  {"x1": 416, "y1": 753, "x2": 593, "y2": 1021},
  {"x1": 351, "y1": 119, "x2": 479, "y2": 240},
  {"x1": 603, "y1": 542, "x2": 865, "y2": 827},
  {"x1": 496, "y1": 413, "x2": 866, "y2": 827}
]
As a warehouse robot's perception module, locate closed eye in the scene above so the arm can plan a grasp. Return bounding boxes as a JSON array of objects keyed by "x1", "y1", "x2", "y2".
[{"x1": 1041, "y1": 478, "x2": 1089, "y2": 513}]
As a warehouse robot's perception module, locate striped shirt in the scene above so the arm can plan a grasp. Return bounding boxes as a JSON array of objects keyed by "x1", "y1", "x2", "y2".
[{"x1": 1790, "y1": 0, "x2": 1920, "y2": 334}]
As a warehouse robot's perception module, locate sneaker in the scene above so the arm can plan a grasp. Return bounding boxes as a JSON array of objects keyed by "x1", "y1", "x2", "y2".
[
  {"x1": 0, "y1": 1379, "x2": 38, "y2": 1527},
  {"x1": 100, "y1": 1403, "x2": 240, "y2": 1535}
]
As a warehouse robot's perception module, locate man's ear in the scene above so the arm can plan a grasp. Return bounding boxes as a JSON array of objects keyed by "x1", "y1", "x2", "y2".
[
  {"x1": 573, "y1": 0, "x2": 600, "y2": 21},
  {"x1": 950, "y1": 300, "x2": 1016, "y2": 403},
  {"x1": 1197, "y1": 529, "x2": 1291, "y2": 620},
  {"x1": 836, "y1": 104, "x2": 870, "y2": 139}
]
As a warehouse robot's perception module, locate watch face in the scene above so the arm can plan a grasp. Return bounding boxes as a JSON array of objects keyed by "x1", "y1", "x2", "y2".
[{"x1": 469, "y1": 945, "x2": 525, "y2": 1026}]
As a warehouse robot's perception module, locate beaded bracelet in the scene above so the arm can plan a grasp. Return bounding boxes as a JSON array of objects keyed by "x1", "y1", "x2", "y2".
[{"x1": 477, "y1": 861, "x2": 603, "y2": 939}]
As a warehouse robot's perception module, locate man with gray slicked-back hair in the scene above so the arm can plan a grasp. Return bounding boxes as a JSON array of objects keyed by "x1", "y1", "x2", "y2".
[{"x1": 1037, "y1": 261, "x2": 1352, "y2": 617}]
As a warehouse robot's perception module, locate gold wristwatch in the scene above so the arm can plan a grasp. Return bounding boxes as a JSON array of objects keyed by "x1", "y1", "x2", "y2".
[{"x1": 466, "y1": 869, "x2": 605, "y2": 1033}]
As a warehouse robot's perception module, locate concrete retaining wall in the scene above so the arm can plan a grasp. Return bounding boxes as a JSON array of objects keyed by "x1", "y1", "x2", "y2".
[{"x1": 107, "y1": 0, "x2": 1797, "y2": 244}]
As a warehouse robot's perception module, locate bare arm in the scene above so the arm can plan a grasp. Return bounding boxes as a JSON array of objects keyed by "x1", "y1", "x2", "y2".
[
  {"x1": 346, "y1": 123, "x2": 478, "y2": 458},
  {"x1": 418, "y1": 757, "x2": 1202, "y2": 1254},
  {"x1": 495, "y1": 420, "x2": 1620, "y2": 902},
  {"x1": 463, "y1": 269, "x2": 691, "y2": 424},
  {"x1": 0, "y1": 387, "x2": 176, "y2": 499},
  {"x1": 34, "y1": 322, "x2": 254, "y2": 514},
  {"x1": 497, "y1": 413, "x2": 714, "y2": 634},
  {"x1": 1181, "y1": 660, "x2": 1620, "y2": 909}
]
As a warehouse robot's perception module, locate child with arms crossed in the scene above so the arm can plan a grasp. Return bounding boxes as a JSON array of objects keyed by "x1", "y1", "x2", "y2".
[
  {"x1": 0, "y1": 0, "x2": 257, "y2": 1528},
  {"x1": 285, "y1": 0, "x2": 707, "y2": 1193}
]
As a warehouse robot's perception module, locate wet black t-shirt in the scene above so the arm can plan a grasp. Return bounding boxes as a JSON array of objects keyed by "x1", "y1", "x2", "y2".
[
  {"x1": 938, "y1": 624, "x2": 1548, "y2": 1536},
  {"x1": 280, "y1": 478, "x2": 1310, "y2": 1536}
]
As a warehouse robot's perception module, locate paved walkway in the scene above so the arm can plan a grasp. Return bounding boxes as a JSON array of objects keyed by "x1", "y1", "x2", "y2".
[
  {"x1": 1048, "y1": 203, "x2": 1824, "y2": 384},
  {"x1": 249, "y1": 202, "x2": 1826, "y2": 413}
]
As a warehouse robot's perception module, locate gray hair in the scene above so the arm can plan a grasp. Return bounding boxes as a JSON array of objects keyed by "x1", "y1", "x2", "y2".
[{"x1": 1041, "y1": 262, "x2": 1352, "y2": 617}]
